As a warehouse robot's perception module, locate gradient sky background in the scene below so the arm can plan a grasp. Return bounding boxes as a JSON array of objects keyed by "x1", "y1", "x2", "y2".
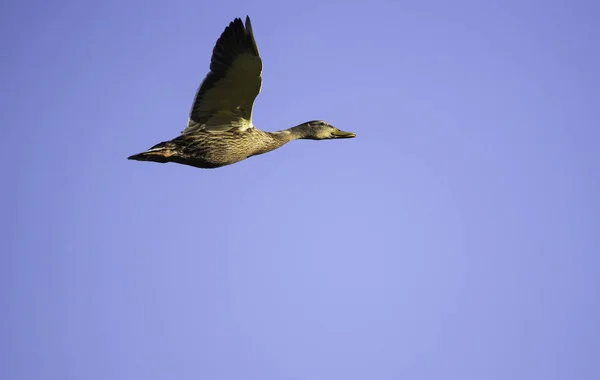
[{"x1": 3, "y1": 0, "x2": 599, "y2": 379}]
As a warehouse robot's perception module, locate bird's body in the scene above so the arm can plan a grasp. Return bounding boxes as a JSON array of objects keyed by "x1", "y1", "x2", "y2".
[
  {"x1": 128, "y1": 16, "x2": 355, "y2": 169},
  {"x1": 130, "y1": 128, "x2": 290, "y2": 169}
]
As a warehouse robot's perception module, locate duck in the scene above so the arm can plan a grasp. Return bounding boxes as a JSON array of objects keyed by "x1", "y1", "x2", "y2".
[{"x1": 128, "y1": 16, "x2": 356, "y2": 169}]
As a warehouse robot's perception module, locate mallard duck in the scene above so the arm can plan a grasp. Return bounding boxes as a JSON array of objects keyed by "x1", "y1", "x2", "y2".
[{"x1": 128, "y1": 16, "x2": 355, "y2": 169}]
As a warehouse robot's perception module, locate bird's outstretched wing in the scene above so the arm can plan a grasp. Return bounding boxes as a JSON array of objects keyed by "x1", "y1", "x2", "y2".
[{"x1": 183, "y1": 16, "x2": 262, "y2": 134}]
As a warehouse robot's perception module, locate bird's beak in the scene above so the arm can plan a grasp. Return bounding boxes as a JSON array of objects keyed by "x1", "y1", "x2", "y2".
[{"x1": 332, "y1": 129, "x2": 356, "y2": 138}]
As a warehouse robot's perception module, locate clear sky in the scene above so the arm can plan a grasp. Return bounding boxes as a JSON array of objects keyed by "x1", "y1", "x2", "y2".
[{"x1": 3, "y1": 0, "x2": 599, "y2": 379}]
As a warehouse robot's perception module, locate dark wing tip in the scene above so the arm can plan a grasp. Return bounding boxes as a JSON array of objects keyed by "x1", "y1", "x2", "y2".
[{"x1": 214, "y1": 15, "x2": 259, "y2": 59}]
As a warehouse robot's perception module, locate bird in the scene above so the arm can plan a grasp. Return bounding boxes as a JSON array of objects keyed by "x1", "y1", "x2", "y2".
[{"x1": 127, "y1": 16, "x2": 356, "y2": 169}]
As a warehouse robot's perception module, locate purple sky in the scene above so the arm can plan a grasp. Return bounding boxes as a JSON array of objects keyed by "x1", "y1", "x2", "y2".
[{"x1": 4, "y1": 0, "x2": 599, "y2": 379}]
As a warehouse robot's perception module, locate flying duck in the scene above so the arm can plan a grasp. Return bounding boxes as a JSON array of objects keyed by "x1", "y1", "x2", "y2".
[{"x1": 128, "y1": 16, "x2": 355, "y2": 169}]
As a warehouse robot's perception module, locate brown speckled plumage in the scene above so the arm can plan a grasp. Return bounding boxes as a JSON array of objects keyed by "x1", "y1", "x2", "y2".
[
  {"x1": 128, "y1": 16, "x2": 355, "y2": 170},
  {"x1": 130, "y1": 128, "x2": 291, "y2": 169}
]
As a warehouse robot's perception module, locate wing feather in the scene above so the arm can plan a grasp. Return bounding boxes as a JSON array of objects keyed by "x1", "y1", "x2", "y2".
[{"x1": 184, "y1": 16, "x2": 262, "y2": 134}]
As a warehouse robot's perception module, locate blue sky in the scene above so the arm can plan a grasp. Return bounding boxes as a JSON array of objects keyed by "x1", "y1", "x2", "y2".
[{"x1": 3, "y1": 0, "x2": 599, "y2": 379}]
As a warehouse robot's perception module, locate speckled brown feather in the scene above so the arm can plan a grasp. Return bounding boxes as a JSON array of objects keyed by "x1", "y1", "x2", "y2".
[{"x1": 128, "y1": 129, "x2": 291, "y2": 169}]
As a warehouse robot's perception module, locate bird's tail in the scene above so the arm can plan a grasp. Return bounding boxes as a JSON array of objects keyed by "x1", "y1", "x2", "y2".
[{"x1": 127, "y1": 142, "x2": 175, "y2": 164}]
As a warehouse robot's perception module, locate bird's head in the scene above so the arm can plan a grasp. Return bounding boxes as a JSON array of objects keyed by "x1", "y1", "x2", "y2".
[{"x1": 293, "y1": 120, "x2": 356, "y2": 140}]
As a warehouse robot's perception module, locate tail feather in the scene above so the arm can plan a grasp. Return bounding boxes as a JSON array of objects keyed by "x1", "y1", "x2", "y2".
[{"x1": 127, "y1": 142, "x2": 175, "y2": 164}]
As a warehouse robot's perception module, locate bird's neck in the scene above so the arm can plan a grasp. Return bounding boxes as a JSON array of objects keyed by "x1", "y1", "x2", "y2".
[
  {"x1": 271, "y1": 125, "x2": 309, "y2": 141},
  {"x1": 246, "y1": 129, "x2": 295, "y2": 157},
  {"x1": 259, "y1": 126, "x2": 311, "y2": 155}
]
